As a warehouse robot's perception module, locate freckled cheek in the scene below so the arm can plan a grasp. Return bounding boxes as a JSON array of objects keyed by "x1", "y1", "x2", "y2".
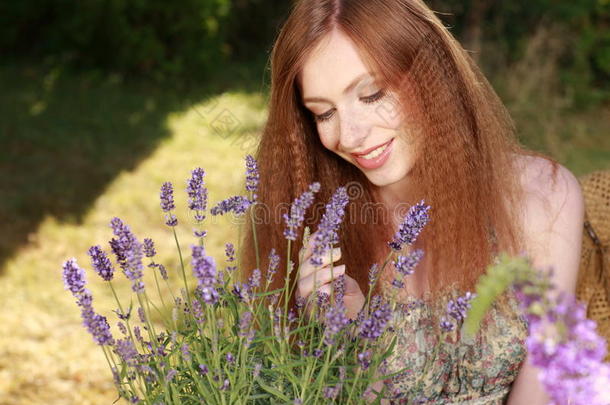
[{"x1": 317, "y1": 128, "x2": 338, "y2": 151}]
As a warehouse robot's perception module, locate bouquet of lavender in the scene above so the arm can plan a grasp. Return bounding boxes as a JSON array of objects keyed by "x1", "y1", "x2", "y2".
[
  {"x1": 60, "y1": 154, "x2": 610, "y2": 405},
  {"x1": 60, "y1": 155, "x2": 443, "y2": 404}
]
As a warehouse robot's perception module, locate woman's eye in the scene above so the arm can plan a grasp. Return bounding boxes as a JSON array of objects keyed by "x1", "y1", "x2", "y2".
[
  {"x1": 314, "y1": 110, "x2": 334, "y2": 122},
  {"x1": 361, "y1": 89, "x2": 386, "y2": 104}
]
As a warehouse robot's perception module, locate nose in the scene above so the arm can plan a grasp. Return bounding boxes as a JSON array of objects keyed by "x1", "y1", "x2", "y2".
[{"x1": 338, "y1": 111, "x2": 369, "y2": 152}]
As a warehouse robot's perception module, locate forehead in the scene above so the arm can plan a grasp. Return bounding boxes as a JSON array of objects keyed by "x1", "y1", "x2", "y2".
[{"x1": 300, "y1": 30, "x2": 374, "y2": 100}]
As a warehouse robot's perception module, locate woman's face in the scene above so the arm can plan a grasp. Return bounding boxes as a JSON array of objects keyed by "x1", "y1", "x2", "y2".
[{"x1": 300, "y1": 29, "x2": 416, "y2": 192}]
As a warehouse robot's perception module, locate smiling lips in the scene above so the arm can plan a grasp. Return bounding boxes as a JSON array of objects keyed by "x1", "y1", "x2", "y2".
[{"x1": 350, "y1": 138, "x2": 394, "y2": 170}]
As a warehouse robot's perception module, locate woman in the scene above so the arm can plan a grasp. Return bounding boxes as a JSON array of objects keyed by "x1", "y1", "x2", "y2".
[{"x1": 239, "y1": 0, "x2": 585, "y2": 403}]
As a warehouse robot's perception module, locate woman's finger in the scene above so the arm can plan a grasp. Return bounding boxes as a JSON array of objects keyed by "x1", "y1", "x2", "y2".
[
  {"x1": 298, "y1": 264, "x2": 345, "y2": 298},
  {"x1": 298, "y1": 247, "x2": 342, "y2": 280}
]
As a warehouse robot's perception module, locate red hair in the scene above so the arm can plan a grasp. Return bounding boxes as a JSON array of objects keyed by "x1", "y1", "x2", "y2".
[{"x1": 238, "y1": 0, "x2": 558, "y2": 307}]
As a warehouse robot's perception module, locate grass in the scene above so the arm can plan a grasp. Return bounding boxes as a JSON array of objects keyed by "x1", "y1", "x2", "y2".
[{"x1": 0, "y1": 56, "x2": 608, "y2": 404}]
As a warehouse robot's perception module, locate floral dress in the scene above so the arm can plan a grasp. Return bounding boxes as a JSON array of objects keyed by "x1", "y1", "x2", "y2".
[{"x1": 379, "y1": 285, "x2": 529, "y2": 404}]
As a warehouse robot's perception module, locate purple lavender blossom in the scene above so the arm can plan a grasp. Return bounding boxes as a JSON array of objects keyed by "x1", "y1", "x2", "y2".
[
  {"x1": 224, "y1": 243, "x2": 237, "y2": 272},
  {"x1": 333, "y1": 273, "x2": 346, "y2": 305},
  {"x1": 62, "y1": 258, "x2": 87, "y2": 295},
  {"x1": 117, "y1": 322, "x2": 127, "y2": 336},
  {"x1": 152, "y1": 263, "x2": 168, "y2": 280},
  {"x1": 253, "y1": 363, "x2": 262, "y2": 379},
  {"x1": 232, "y1": 282, "x2": 249, "y2": 303},
  {"x1": 447, "y1": 292, "x2": 475, "y2": 322},
  {"x1": 165, "y1": 369, "x2": 177, "y2": 382},
  {"x1": 186, "y1": 168, "x2": 208, "y2": 222},
  {"x1": 133, "y1": 326, "x2": 143, "y2": 344},
  {"x1": 358, "y1": 350, "x2": 372, "y2": 370},
  {"x1": 137, "y1": 307, "x2": 146, "y2": 323},
  {"x1": 191, "y1": 245, "x2": 217, "y2": 286},
  {"x1": 199, "y1": 364, "x2": 209, "y2": 375},
  {"x1": 210, "y1": 195, "x2": 251, "y2": 216},
  {"x1": 109, "y1": 217, "x2": 145, "y2": 293},
  {"x1": 266, "y1": 248, "x2": 279, "y2": 283},
  {"x1": 368, "y1": 263, "x2": 380, "y2": 287},
  {"x1": 393, "y1": 249, "x2": 424, "y2": 276},
  {"x1": 359, "y1": 302, "x2": 393, "y2": 340},
  {"x1": 324, "y1": 303, "x2": 350, "y2": 345},
  {"x1": 160, "y1": 182, "x2": 178, "y2": 226},
  {"x1": 283, "y1": 182, "x2": 321, "y2": 240},
  {"x1": 309, "y1": 187, "x2": 350, "y2": 267},
  {"x1": 191, "y1": 299, "x2": 205, "y2": 324},
  {"x1": 88, "y1": 246, "x2": 115, "y2": 282},
  {"x1": 238, "y1": 311, "x2": 255, "y2": 345},
  {"x1": 115, "y1": 338, "x2": 139, "y2": 366},
  {"x1": 81, "y1": 306, "x2": 114, "y2": 346},
  {"x1": 225, "y1": 352, "x2": 235, "y2": 363},
  {"x1": 521, "y1": 291, "x2": 610, "y2": 405},
  {"x1": 245, "y1": 155, "x2": 259, "y2": 201},
  {"x1": 440, "y1": 317, "x2": 455, "y2": 333},
  {"x1": 142, "y1": 238, "x2": 156, "y2": 258},
  {"x1": 248, "y1": 268, "x2": 261, "y2": 289},
  {"x1": 388, "y1": 200, "x2": 430, "y2": 251}
]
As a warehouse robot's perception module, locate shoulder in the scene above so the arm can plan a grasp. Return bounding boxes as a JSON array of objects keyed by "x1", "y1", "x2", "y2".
[
  {"x1": 513, "y1": 154, "x2": 585, "y2": 293},
  {"x1": 515, "y1": 154, "x2": 584, "y2": 228}
]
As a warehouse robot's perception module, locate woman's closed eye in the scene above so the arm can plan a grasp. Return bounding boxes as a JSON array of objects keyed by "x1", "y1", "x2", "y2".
[{"x1": 313, "y1": 89, "x2": 387, "y2": 122}]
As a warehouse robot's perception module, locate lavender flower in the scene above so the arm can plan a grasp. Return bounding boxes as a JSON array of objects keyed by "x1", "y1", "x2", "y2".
[
  {"x1": 198, "y1": 364, "x2": 209, "y2": 375},
  {"x1": 309, "y1": 187, "x2": 349, "y2": 267},
  {"x1": 283, "y1": 182, "x2": 321, "y2": 240},
  {"x1": 238, "y1": 311, "x2": 255, "y2": 346},
  {"x1": 447, "y1": 292, "x2": 475, "y2": 322},
  {"x1": 142, "y1": 238, "x2": 155, "y2": 258},
  {"x1": 253, "y1": 363, "x2": 262, "y2": 379},
  {"x1": 324, "y1": 303, "x2": 350, "y2": 345},
  {"x1": 88, "y1": 246, "x2": 115, "y2": 282},
  {"x1": 62, "y1": 258, "x2": 87, "y2": 295},
  {"x1": 137, "y1": 307, "x2": 146, "y2": 323},
  {"x1": 165, "y1": 369, "x2": 177, "y2": 382},
  {"x1": 210, "y1": 195, "x2": 251, "y2": 216},
  {"x1": 109, "y1": 217, "x2": 144, "y2": 293},
  {"x1": 440, "y1": 317, "x2": 455, "y2": 333},
  {"x1": 81, "y1": 306, "x2": 114, "y2": 346},
  {"x1": 248, "y1": 268, "x2": 261, "y2": 289},
  {"x1": 521, "y1": 291, "x2": 610, "y2": 405},
  {"x1": 245, "y1": 154, "x2": 259, "y2": 201},
  {"x1": 225, "y1": 352, "x2": 235, "y2": 363},
  {"x1": 191, "y1": 245, "x2": 217, "y2": 287},
  {"x1": 393, "y1": 249, "x2": 424, "y2": 276},
  {"x1": 359, "y1": 302, "x2": 392, "y2": 340},
  {"x1": 333, "y1": 273, "x2": 346, "y2": 305},
  {"x1": 186, "y1": 168, "x2": 208, "y2": 222},
  {"x1": 388, "y1": 200, "x2": 430, "y2": 251},
  {"x1": 358, "y1": 350, "x2": 372, "y2": 370},
  {"x1": 152, "y1": 263, "x2": 168, "y2": 281},
  {"x1": 368, "y1": 263, "x2": 380, "y2": 287},
  {"x1": 160, "y1": 182, "x2": 178, "y2": 226},
  {"x1": 232, "y1": 282, "x2": 249, "y2": 303},
  {"x1": 266, "y1": 248, "x2": 279, "y2": 283},
  {"x1": 224, "y1": 242, "x2": 237, "y2": 272},
  {"x1": 117, "y1": 322, "x2": 127, "y2": 336},
  {"x1": 115, "y1": 338, "x2": 139, "y2": 366}
]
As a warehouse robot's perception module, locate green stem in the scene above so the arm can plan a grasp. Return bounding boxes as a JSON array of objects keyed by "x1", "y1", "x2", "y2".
[{"x1": 172, "y1": 227, "x2": 192, "y2": 307}]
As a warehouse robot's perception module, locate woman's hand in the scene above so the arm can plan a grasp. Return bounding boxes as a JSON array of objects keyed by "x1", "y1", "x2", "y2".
[{"x1": 295, "y1": 231, "x2": 366, "y2": 320}]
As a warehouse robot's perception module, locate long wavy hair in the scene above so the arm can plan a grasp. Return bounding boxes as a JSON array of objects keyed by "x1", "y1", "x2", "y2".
[{"x1": 237, "y1": 0, "x2": 558, "y2": 306}]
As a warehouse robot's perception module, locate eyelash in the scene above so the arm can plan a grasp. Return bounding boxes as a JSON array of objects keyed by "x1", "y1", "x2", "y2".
[{"x1": 314, "y1": 89, "x2": 386, "y2": 122}]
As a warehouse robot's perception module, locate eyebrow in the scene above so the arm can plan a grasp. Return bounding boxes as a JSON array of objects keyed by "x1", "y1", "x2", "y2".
[{"x1": 302, "y1": 72, "x2": 374, "y2": 104}]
